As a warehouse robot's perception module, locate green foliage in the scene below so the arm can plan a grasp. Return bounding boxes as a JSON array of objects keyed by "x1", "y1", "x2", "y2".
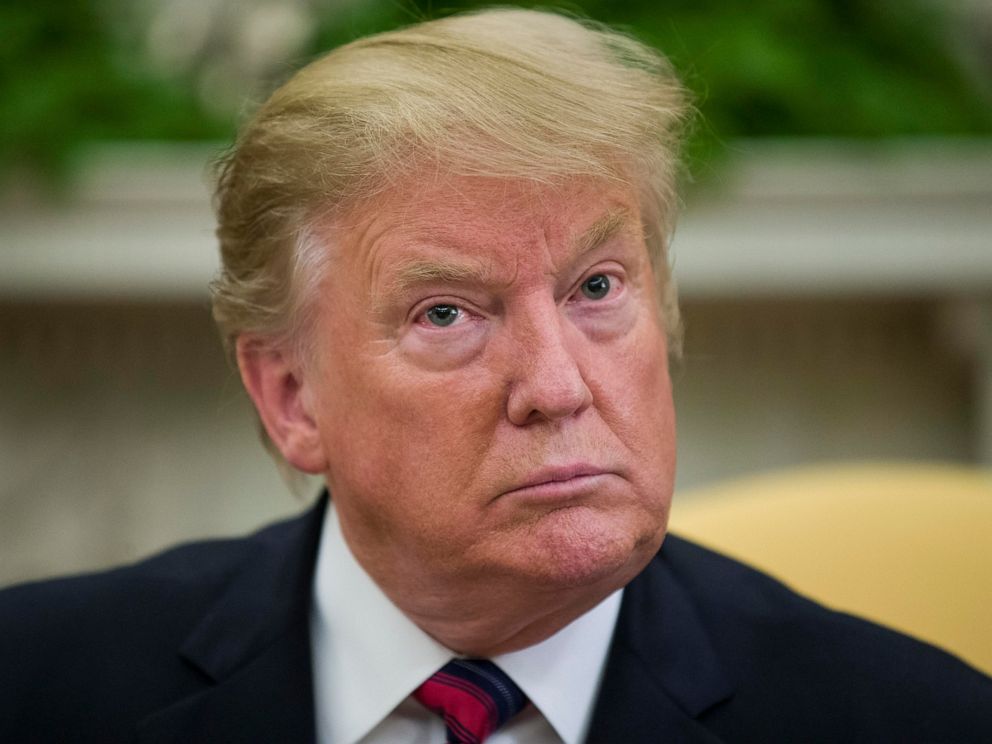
[
  {"x1": 0, "y1": 0, "x2": 229, "y2": 181},
  {"x1": 2, "y1": 0, "x2": 989, "y2": 183},
  {"x1": 376, "y1": 0, "x2": 992, "y2": 172}
]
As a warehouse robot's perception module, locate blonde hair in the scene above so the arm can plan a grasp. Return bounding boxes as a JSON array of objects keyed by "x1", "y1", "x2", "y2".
[{"x1": 211, "y1": 8, "x2": 690, "y2": 474}]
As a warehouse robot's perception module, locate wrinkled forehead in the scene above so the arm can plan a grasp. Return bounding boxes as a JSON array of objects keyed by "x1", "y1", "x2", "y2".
[
  {"x1": 324, "y1": 172, "x2": 645, "y2": 257},
  {"x1": 323, "y1": 176, "x2": 646, "y2": 319}
]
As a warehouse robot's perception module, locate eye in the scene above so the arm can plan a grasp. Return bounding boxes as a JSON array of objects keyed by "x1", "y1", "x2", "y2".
[
  {"x1": 424, "y1": 304, "x2": 460, "y2": 327},
  {"x1": 580, "y1": 274, "x2": 611, "y2": 300}
]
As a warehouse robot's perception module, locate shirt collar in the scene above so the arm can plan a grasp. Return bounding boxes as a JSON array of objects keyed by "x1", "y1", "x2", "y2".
[
  {"x1": 311, "y1": 500, "x2": 622, "y2": 744},
  {"x1": 494, "y1": 588, "x2": 621, "y2": 744}
]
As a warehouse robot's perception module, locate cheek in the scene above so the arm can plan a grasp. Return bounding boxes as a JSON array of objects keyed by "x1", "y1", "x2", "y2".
[
  {"x1": 398, "y1": 319, "x2": 489, "y2": 371},
  {"x1": 316, "y1": 347, "x2": 506, "y2": 520},
  {"x1": 598, "y1": 322, "x2": 676, "y2": 475}
]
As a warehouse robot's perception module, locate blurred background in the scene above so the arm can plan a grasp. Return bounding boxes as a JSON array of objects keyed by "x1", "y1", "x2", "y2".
[{"x1": 2, "y1": 0, "x2": 991, "y2": 592}]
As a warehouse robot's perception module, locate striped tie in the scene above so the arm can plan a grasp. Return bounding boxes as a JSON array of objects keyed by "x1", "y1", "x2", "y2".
[{"x1": 414, "y1": 658, "x2": 529, "y2": 744}]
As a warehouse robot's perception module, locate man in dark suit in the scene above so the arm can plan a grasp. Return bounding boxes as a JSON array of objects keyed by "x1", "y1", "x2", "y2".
[{"x1": 2, "y1": 8, "x2": 990, "y2": 743}]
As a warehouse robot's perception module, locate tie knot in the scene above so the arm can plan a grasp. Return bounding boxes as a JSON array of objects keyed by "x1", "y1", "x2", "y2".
[{"x1": 414, "y1": 659, "x2": 529, "y2": 744}]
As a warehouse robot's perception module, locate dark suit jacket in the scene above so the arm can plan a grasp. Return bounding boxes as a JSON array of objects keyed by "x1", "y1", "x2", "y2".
[{"x1": 2, "y1": 495, "x2": 990, "y2": 743}]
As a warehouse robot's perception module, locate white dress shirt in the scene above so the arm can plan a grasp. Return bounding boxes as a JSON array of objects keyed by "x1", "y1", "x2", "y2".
[{"x1": 310, "y1": 501, "x2": 622, "y2": 744}]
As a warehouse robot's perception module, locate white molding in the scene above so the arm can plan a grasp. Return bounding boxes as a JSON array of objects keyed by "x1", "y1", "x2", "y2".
[{"x1": 2, "y1": 139, "x2": 991, "y2": 300}]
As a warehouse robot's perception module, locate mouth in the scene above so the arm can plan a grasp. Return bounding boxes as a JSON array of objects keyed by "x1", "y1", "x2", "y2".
[{"x1": 501, "y1": 464, "x2": 615, "y2": 502}]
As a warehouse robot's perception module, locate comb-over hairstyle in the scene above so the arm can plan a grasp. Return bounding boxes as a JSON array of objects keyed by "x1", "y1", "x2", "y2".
[{"x1": 211, "y1": 8, "x2": 690, "y2": 474}]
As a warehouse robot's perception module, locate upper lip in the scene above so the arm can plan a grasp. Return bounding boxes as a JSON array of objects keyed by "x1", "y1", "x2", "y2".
[{"x1": 508, "y1": 463, "x2": 610, "y2": 493}]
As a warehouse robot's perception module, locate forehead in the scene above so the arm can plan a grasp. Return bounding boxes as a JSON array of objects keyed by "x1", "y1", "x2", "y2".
[{"x1": 330, "y1": 175, "x2": 643, "y2": 280}]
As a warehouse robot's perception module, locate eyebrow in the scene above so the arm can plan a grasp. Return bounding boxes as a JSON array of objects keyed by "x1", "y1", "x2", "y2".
[
  {"x1": 381, "y1": 256, "x2": 492, "y2": 300},
  {"x1": 576, "y1": 208, "x2": 631, "y2": 257},
  {"x1": 379, "y1": 207, "x2": 633, "y2": 302}
]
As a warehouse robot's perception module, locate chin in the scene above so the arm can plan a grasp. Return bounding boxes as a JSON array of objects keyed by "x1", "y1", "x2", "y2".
[{"x1": 514, "y1": 505, "x2": 666, "y2": 589}]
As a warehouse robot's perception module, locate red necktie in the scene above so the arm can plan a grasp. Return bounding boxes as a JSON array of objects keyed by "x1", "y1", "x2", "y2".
[{"x1": 414, "y1": 659, "x2": 529, "y2": 743}]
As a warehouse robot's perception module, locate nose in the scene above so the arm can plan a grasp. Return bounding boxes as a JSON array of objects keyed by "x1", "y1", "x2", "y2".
[{"x1": 505, "y1": 306, "x2": 593, "y2": 426}]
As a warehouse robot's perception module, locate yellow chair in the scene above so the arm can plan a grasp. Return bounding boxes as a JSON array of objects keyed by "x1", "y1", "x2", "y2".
[{"x1": 669, "y1": 462, "x2": 992, "y2": 675}]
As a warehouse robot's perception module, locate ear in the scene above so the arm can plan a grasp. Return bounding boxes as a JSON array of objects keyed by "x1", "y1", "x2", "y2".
[{"x1": 236, "y1": 335, "x2": 328, "y2": 474}]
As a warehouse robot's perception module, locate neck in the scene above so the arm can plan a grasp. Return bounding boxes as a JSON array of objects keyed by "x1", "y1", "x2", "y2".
[
  {"x1": 358, "y1": 543, "x2": 650, "y2": 656},
  {"x1": 404, "y1": 581, "x2": 621, "y2": 656},
  {"x1": 331, "y1": 493, "x2": 660, "y2": 657}
]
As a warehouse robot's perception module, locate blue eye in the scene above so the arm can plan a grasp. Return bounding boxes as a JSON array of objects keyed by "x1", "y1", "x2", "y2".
[
  {"x1": 425, "y1": 304, "x2": 460, "y2": 327},
  {"x1": 581, "y1": 274, "x2": 610, "y2": 300}
]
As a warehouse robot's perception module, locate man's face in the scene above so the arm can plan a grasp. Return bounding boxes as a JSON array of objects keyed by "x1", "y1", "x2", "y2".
[{"x1": 306, "y1": 175, "x2": 676, "y2": 606}]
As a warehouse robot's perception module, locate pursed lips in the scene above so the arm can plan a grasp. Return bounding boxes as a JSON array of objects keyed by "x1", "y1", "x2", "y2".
[{"x1": 500, "y1": 463, "x2": 614, "y2": 500}]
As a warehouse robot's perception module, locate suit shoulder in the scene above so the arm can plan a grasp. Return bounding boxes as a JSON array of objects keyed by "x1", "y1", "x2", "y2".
[
  {"x1": 661, "y1": 534, "x2": 992, "y2": 737},
  {"x1": 0, "y1": 508, "x2": 305, "y2": 624},
  {"x1": 660, "y1": 533, "x2": 988, "y2": 676},
  {"x1": 0, "y1": 514, "x2": 306, "y2": 678},
  {"x1": 1, "y1": 533, "x2": 249, "y2": 625},
  {"x1": 0, "y1": 511, "x2": 313, "y2": 741}
]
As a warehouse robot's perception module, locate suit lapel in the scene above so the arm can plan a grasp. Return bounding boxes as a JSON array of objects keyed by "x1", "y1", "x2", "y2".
[
  {"x1": 136, "y1": 496, "x2": 328, "y2": 743},
  {"x1": 586, "y1": 537, "x2": 736, "y2": 743}
]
